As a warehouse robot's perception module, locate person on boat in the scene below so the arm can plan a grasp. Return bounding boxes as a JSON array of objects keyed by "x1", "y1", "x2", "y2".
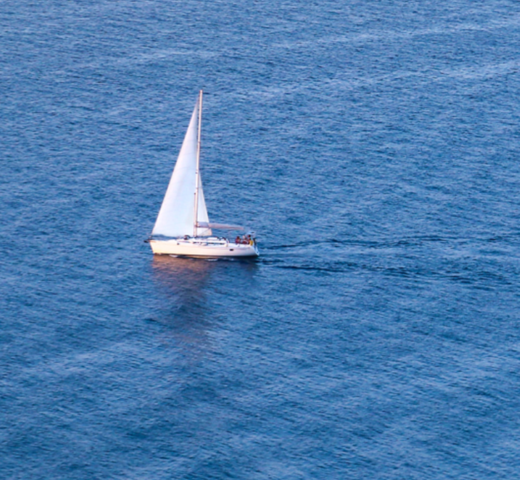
[{"x1": 235, "y1": 235, "x2": 241, "y2": 244}]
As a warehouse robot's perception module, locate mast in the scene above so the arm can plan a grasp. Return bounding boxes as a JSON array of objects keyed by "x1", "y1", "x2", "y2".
[{"x1": 193, "y1": 90, "x2": 203, "y2": 237}]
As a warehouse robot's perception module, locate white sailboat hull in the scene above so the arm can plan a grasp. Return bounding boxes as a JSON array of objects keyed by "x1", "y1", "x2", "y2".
[{"x1": 150, "y1": 238, "x2": 259, "y2": 257}]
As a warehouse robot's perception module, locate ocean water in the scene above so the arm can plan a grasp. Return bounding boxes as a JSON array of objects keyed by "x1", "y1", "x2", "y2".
[{"x1": 2, "y1": 1, "x2": 520, "y2": 478}]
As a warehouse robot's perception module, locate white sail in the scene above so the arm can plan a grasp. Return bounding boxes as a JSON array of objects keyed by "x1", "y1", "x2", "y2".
[
  {"x1": 196, "y1": 175, "x2": 212, "y2": 236},
  {"x1": 152, "y1": 97, "x2": 212, "y2": 237}
]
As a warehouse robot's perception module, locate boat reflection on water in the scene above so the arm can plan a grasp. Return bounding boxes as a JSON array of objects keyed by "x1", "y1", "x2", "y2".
[{"x1": 151, "y1": 255, "x2": 258, "y2": 359}]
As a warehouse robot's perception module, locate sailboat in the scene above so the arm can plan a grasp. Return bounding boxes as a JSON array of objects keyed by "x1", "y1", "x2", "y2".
[{"x1": 148, "y1": 90, "x2": 259, "y2": 258}]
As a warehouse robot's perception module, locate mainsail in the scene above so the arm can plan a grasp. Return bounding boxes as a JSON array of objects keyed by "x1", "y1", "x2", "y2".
[{"x1": 152, "y1": 95, "x2": 212, "y2": 237}]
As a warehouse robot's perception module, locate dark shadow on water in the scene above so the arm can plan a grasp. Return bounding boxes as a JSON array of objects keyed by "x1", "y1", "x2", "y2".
[{"x1": 151, "y1": 255, "x2": 259, "y2": 358}]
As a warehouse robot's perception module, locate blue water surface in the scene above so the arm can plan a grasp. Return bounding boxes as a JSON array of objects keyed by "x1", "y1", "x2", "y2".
[{"x1": 1, "y1": 1, "x2": 520, "y2": 478}]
